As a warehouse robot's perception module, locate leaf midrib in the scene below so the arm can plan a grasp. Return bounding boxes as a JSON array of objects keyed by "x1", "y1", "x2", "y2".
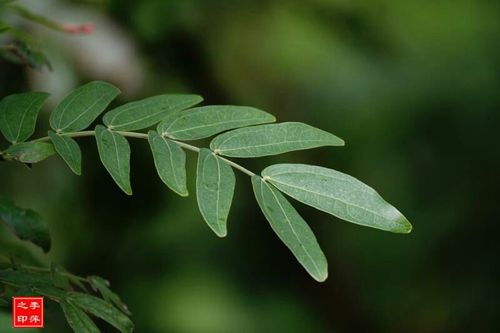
[
  {"x1": 14, "y1": 97, "x2": 38, "y2": 142},
  {"x1": 166, "y1": 116, "x2": 273, "y2": 136},
  {"x1": 59, "y1": 92, "x2": 110, "y2": 132},
  {"x1": 268, "y1": 176, "x2": 396, "y2": 223},
  {"x1": 261, "y1": 180, "x2": 322, "y2": 279}
]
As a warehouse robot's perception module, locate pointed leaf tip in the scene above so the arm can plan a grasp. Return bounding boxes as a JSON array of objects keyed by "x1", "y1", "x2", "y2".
[
  {"x1": 95, "y1": 125, "x2": 132, "y2": 195},
  {"x1": 196, "y1": 148, "x2": 235, "y2": 237},
  {"x1": 49, "y1": 131, "x2": 82, "y2": 175},
  {"x1": 148, "y1": 131, "x2": 188, "y2": 197},
  {"x1": 252, "y1": 176, "x2": 328, "y2": 282},
  {"x1": 158, "y1": 105, "x2": 276, "y2": 140},
  {"x1": 262, "y1": 164, "x2": 412, "y2": 234},
  {"x1": 210, "y1": 122, "x2": 344, "y2": 158}
]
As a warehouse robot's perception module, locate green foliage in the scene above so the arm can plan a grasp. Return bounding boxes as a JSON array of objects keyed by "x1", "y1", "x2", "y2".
[
  {"x1": 95, "y1": 125, "x2": 132, "y2": 195},
  {"x1": 148, "y1": 130, "x2": 188, "y2": 196},
  {"x1": 50, "y1": 81, "x2": 120, "y2": 133},
  {"x1": 252, "y1": 176, "x2": 327, "y2": 282},
  {"x1": 88, "y1": 276, "x2": 131, "y2": 316},
  {"x1": 60, "y1": 300, "x2": 101, "y2": 333},
  {"x1": 0, "y1": 196, "x2": 132, "y2": 332},
  {"x1": 196, "y1": 149, "x2": 236, "y2": 237},
  {"x1": 103, "y1": 94, "x2": 202, "y2": 131},
  {"x1": 0, "y1": 92, "x2": 49, "y2": 144},
  {"x1": 0, "y1": 81, "x2": 412, "y2": 332},
  {"x1": 210, "y1": 122, "x2": 345, "y2": 157},
  {"x1": 48, "y1": 131, "x2": 82, "y2": 175},
  {"x1": 0, "y1": 199, "x2": 51, "y2": 252},
  {"x1": 2, "y1": 142, "x2": 55, "y2": 163},
  {"x1": 67, "y1": 293, "x2": 134, "y2": 333},
  {"x1": 262, "y1": 164, "x2": 412, "y2": 234},
  {"x1": 0, "y1": 262, "x2": 133, "y2": 333},
  {"x1": 0, "y1": 81, "x2": 412, "y2": 282},
  {"x1": 158, "y1": 105, "x2": 275, "y2": 140}
]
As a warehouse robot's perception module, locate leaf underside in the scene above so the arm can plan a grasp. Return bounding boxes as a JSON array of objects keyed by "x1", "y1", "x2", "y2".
[
  {"x1": 0, "y1": 91, "x2": 49, "y2": 143},
  {"x1": 262, "y1": 164, "x2": 412, "y2": 233},
  {"x1": 50, "y1": 81, "x2": 120, "y2": 133},
  {"x1": 148, "y1": 131, "x2": 188, "y2": 196},
  {"x1": 95, "y1": 125, "x2": 132, "y2": 195},
  {"x1": 210, "y1": 122, "x2": 344, "y2": 157},
  {"x1": 103, "y1": 94, "x2": 203, "y2": 131},
  {"x1": 252, "y1": 176, "x2": 328, "y2": 282},
  {"x1": 196, "y1": 148, "x2": 235, "y2": 237},
  {"x1": 158, "y1": 105, "x2": 276, "y2": 140},
  {"x1": 49, "y1": 131, "x2": 82, "y2": 175}
]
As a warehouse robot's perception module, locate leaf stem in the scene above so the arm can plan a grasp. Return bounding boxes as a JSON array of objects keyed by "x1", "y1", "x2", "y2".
[
  {"x1": 28, "y1": 129, "x2": 256, "y2": 176},
  {"x1": 18, "y1": 264, "x2": 88, "y2": 282}
]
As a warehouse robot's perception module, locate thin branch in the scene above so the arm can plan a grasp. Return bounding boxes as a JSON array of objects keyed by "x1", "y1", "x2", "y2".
[{"x1": 27, "y1": 129, "x2": 257, "y2": 176}]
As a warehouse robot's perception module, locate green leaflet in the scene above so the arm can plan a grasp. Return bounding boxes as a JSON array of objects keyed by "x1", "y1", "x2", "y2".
[
  {"x1": 0, "y1": 199, "x2": 51, "y2": 252},
  {"x1": 148, "y1": 131, "x2": 188, "y2": 196},
  {"x1": 262, "y1": 164, "x2": 412, "y2": 233},
  {"x1": 88, "y1": 276, "x2": 131, "y2": 316},
  {"x1": 50, "y1": 263, "x2": 71, "y2": 290},
  {"x1": 0, "y1": 91, "x2": 49, "y2": 143},
  {"x1": 196, "y1": 148, "x2": 235, "y2": 237},
  {"x1": 33, "y1": 285, "x2": 68, "y2": 299},
  {"x1": 49, "y1": 131, "x2": 82, "y2": 175},
  {"x1": 158, "y1": 105, "x2": 276, "y2": 140},
  {"x1": 210, "y1": 122, "x2": 344, "y2": 157},
  {"x1": 95, "y1": 125, "x2": 132, "y2": 195},
  {"x1": 103, "y1": 94, "x2": 203, "y2": 131},
  {"x1": 68, "y1": 292, "x2": 134, "y2": 333},
  {"x1": 251, "y1": 176, "x2": 328, "y2": 282},
  {"x1": 0, "y1": 269, "x2": 52, "y2": 285},
  {"x1": 50, "y1": 81, "x2": 120, "y2": 133},
  {"x1": 61, "y1": 300, "x2": 101, "y2": 333},
  {"x1": 2, "y1": 142, "x2": 55, "y2": 163}
]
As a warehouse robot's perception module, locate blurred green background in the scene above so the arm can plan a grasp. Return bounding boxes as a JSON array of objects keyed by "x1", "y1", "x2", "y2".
[{"x1": 1, "y1": 0, "x2": 499, "y2": 332}]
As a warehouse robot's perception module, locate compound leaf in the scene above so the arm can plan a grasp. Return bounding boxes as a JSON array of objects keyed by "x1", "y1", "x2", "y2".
[
  {"x1": 0, "y1": 91, "x2": 49, "y2": 143},
  {"x1": 251, "y1": 176, "x2": 328, "y2": 282},
  {"x1": 210, "y1": 122, "x2": 344, "y2": 157},
  {"x1": 262, "y1": 164, "x2": 412, "y2": 233},
  {"x1": 49, "y1": 131, "x2": 82, "y2": 175},
  {"x1": 61, "y1": 300, "x2": 101, "y2": 333},
  {"x1": 158, "y1": 105, "x2": 275, "y2": 140},
  {"x1": 68, "y1": 292, "x2": 134, "y2": 333},
  {"x1": 95, "y1": 125, "x2": 132, "y2": 195},
  {"x1": 0, "y1": 199, "x2": 51, "y2": 252},
  {"x1": 3, "y1": 142, "x2": 55, "y2": 163},
  {"x1": 196, "y1": 148, "x2": 235, "y2": 237},
  {"x1": 103, "y1": 94, "x2": 202, "y2": 131},
  {"x1": 50, "y1": 81, "x2": 120, "y2": 133},
  {"x1": 148, "y1": 131, "x2": 188, "y2": 196}
]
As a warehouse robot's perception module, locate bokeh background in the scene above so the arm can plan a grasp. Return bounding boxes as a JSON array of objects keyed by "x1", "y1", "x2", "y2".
[{"x1": 1, "y1": 0, "x2": 499, "y2": 332}]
